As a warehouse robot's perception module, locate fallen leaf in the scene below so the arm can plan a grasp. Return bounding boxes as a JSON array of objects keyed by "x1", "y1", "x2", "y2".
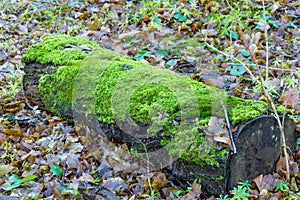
[
  {"x1": 252, "y1": 174, "x2": 263, "y2": 192},
  {"x1": 279, "y1": 88, "x2": 300, "y2": 112},
  {"x1": 213, "y1": 136, "x2": 231, "y2": 145},
  {"x1": 0, "y1": 165, "x2": 14, "y2": 177}
]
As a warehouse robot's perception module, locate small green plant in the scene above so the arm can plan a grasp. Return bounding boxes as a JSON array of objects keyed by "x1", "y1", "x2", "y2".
[
  {"x1": 142, "y1": 188, "x2": 160, "y2": 199},
  {"x1": 275, "y1": 180, "x2": 289, "y2": 193},
  {"x1": 174, "y1": 178, "x2": 200, "y2": 197},
  {"x1": 1, "y1": 174, "x2": 37, "y2": 191},
  {"x1": 231, "y1": 185, "x2": 250, "y2": 200},
  {"x1": 174, "y1": 184, "x2": 193, "y2": 196},
  {"x1": 219, "y1": 180, "x2": 251, "y2": 200},
  {"x1": 91, "y1": 167, "x2": 101, "y2": 174},
  {"x1": 92, "y1": 178, "x2": 102, "y2": 184},
  {"x1": 238, "y1": 179, "x2": 251, "y2": 191},
  {"x1": 216, "y1": 194, "x2": 231, "y2": 200}
]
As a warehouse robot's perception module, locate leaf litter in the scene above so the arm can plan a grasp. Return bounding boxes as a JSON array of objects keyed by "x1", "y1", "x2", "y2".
[{"x1": 0, "y1": 0, "x2": 299, "y2": 199}]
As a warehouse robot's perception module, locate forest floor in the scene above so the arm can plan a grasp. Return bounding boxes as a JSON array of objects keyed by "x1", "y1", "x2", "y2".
[{"x1": 0, "y1": 0, "x2": 299, "y2": 199}]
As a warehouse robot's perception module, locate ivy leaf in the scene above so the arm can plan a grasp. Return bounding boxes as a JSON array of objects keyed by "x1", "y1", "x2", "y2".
[
  {"x1": 166, "y1": 59, "x2": 177, "y2": 68},
  {"x1": 153, "y1": 17, "x2": 161, "y2": 24},
  {"x1": 0, "y1": 174, "x2": 35, "y2": 191},
  {"x1": 155, "y1": 49, "x2": 169, "y2": 56},
  {"x1": 174, "y1": 13, "x2": 187, "y2": 22},
  {"x1": 240, "y1": 49, "x2": 250, "y2": 57},
  {"x1": 134, "y1": 50, "x2": 152, "y2": 61},
  {"x1": 51, "y1": 165, "x2": 63, "y2": 176},
  {"x1": 227, "y1": 64, "x2": 246, "y2": 76},
  {"x1": 1, "y1": 174, "x2": 21, "y2": 191}
]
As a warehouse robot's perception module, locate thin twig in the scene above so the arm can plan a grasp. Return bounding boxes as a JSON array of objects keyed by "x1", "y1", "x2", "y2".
[
  {"x1": 259, "y1": 74, "x2": 290, "y2": 182},
  {"x1": 221, "y1": 100, "x2": 237, "y2": 154},
  {"x1": 261, "y1": 0, "x2": 289, "y2": 182},
  {"x1": 262, "y1": 0, "x2": 269, "y2": 81},
  {"x1": 135, "y1": 138, "x2": 153, "y2": 195}
]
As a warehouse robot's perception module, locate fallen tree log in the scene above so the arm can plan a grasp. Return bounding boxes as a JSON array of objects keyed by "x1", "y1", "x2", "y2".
[{"x1": 22, "y1": 35, "x2": 297, "y2": 196}]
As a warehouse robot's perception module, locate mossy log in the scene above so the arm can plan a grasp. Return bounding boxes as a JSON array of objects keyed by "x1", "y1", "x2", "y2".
[{"x1": 22, "y1": 35, "x2": 296, "y2": 196}]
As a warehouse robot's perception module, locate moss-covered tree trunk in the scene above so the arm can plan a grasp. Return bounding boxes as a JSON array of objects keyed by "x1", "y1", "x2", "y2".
[{"x1": 23, "y1": 35, "x2": 295, "y2": 196}]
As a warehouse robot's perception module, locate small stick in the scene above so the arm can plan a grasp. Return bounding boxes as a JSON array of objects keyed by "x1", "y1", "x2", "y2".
[{"x1": 221, "y1": 100, "x2": 237, "y2": 154}]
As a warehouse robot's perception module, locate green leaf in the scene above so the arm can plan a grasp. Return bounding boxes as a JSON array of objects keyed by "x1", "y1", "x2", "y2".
[
  {"x1": 174, "y1": 13, "x2": 187, "y2": 22},
  {"x1": 275, "y1": 181, "x2": 289, "y2": 192},
  {"x1": 231, "y1": 186, "x2": 250, "y2": 199},
  {"x1": 166, "y1": 59, "x2": 177, "y2": 68},
  {"x1": 51, "y1": 165, "x2": 63, "y2": 176},
  {"x1": 153, "y1": 17, "x2": 161, "y2": 24},
  {"x1": 227, "y1": 64, "x2": 246, "y2": 76},
  {"x1": 20, "y1": 174, "x2": 37, "y2": 183},
  {"x1": 286, "y1": 22, "x2": 297, "y2": 28},
  {"x1": 1, "y1": 174, "x2": 21, "y2": 191},
  {"x1": 123, "y1": 38, "x2": 139, "y2": 48},
  {"x1": 92, "y1": 178, "x2": 102, "y2": 183},
  {"x1": 155, "y1": 49, "x2": 169, "y2": 56},
  {"x1": 134, "y1": 50, "x2": 152, "y2": 61},
  {"x1": 268, "y1": 19, "x2": 279, "y2": 28},
  {"x1": 227, "y1": 31, "x2": 239, "y2": 39},
  {"x1": 1, "y1": 174, "x2": 37, "y2": 191},
  {"x1": 240, "y1": 49, "x2": 250, "y2": 57}
]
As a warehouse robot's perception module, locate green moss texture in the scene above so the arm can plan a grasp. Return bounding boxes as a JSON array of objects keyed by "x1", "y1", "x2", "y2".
[{"x1": 24, "y1": 34, "x2": 269, "y2": 167}]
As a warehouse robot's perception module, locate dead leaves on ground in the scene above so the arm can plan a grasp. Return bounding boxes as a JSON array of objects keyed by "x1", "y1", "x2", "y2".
[{"x1": 279, "y1": 88, "x2": 300, "y2": 113}]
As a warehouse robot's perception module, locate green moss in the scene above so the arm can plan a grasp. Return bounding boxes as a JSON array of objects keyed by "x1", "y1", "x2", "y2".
[
  {"x1": 165, "y1": 127, "x2": 229, "y2": 167},
  {"x1": 23, "y1": 34, "x2": 98, "y2": 65},
  {"x1": 26, "y1": 35, "x2": 269, "y2": 170},
  {"x1": 39, "y1": 64, "x2": 80, "y2": 118},
  {"x1": 94, "y1": 59, "x2": 147, "y2": 123}
]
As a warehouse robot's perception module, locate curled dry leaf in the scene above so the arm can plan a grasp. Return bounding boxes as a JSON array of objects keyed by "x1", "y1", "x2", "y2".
[
  {"x1": 279, "y1": 88, "x2": 300, "y2": 113},
  {"x1": 252, "y1": 174, "x2": 263, "y2": 192},
  {"x1": 213, "y1": 136, "x2": 231, "y2": 145}
]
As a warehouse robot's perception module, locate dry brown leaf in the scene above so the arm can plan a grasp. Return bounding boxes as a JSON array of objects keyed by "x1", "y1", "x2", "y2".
[
  {"x1": 4, "y1": 128, "x2": 22, "y2": 136},
  {"x1": 213, "y1": 136, "x2": 231, "y2": 145},
  {"x1": 151, "y1": 172, "x2": 168, "y2": 190},
  {"x1": 180, "y1": 183, "x2": 202, "y2": 200},
  {"x1": 262, "y1": 174, "x2": 277, "y2": 192},
  {"x1": 279, "y1": 88, "x2": 300, "y2": 112},
  {"x1": 252, "y1": 174, "x2": 263, "y2": 192},
  {"x1": 0, "y1": 165, "x2": 14, "y2": 177}
]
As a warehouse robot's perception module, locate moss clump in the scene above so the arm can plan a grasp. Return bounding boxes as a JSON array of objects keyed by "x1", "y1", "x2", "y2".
[
  {"x1": 25, "y1": 35, "x2": 269, "y2": 168},
  {"x1": 23, "y1": 34, "x2": 99, "y2": 119},
  {"x1": 23, "y1": 34, "x2": 98, "y2": 66}
]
